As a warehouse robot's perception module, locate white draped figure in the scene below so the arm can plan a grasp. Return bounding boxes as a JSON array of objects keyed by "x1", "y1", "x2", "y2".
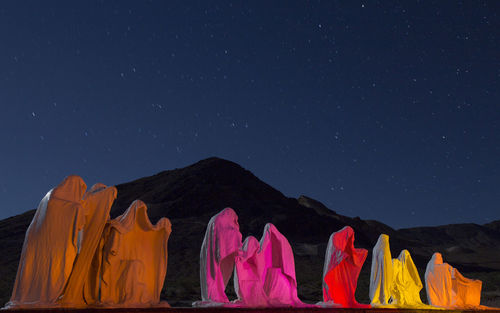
[
  {"x1": 425, "y1": 252, "x2": 482, "y2": 309},
  {"x1": 98, "y1": 200, "x2": 172, "y2": 307},
  {"x1": 369, "y1": 234, "x2": 393, "y2": 307},
  {"x1": 195, "y1": 208, "x2": 242, "y2": 306},
  {"x1": 8, "y1": 176, "x2": 87, "y2": 308}
]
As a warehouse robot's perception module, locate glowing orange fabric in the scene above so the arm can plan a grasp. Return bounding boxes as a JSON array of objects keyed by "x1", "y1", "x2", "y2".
[
  {"x1": 98, "y1": 200, "x2": 171, "y2": 307},
  {"x1": 8, "y1": 176, "x2": 87, "y2": 308},
  {"x1": 59, "y1": 183, "x2": 117, "y2": 306},
  {"x1": 425, "y1": 252, "x2": 483, "y2": 309}
]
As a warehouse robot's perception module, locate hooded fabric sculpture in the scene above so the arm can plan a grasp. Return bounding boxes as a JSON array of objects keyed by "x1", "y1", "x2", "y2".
[
  {"x1": 370, "y1": 234, "x2": 432, "y2": 308},
  {"x1": 320, "y1": 226, "x2": 370, "y2": 308},
  {"x1": 391, "y1": 250, "x2": 431, "y2": 308},
  {"x1": 425, "y1": 252, "x2": 482, "y2": 309},
  {"x1": 58, "y1": 183, "x2": 117, "y2": 307},
  {"x1": 234, "y1": 223, "x2": 309, "y2": 307},
  {"x1": 369, "y1": 234, "x2": 393, "y2": 307},
  {"x1": 8, "y1": 176, "x2": 87, "y2": 308},
  {"x1": 195, "y1": 208, "x2": 242, "y2": 306},
  {"x1": 97, "y1": 200, "x2": 172, "y2": 307}
]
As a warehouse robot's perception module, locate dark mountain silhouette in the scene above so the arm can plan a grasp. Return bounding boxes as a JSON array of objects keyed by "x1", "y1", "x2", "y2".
[{"x1": 0, "y1": 157, "x2": 499, "y2": 306}]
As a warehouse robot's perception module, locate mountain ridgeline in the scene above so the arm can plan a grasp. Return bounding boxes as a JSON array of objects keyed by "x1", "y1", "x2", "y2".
[{"x1": 0, "y1": 157, "x2": 499, "y2": 306}]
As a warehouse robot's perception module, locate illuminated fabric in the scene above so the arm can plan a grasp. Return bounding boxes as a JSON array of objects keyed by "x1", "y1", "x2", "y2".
[
  {"x1": 8, "y1": 176, "x2": 87, "y2": 308},
  {"x1": 233, "y1": 236, "x2": 268, "y2": 307},
  {"x1": 425, "y1": 252, "x2": 483, "y2": 309},
  {"x1": 58, "y1": 183, "x2": 117, "y2": 306},
  {"x1": 370, "y1": 235, "x2": 436, "y2": 309},
  {"x1": 391, "y1": 250, "x2": 431, "y2": 308},
  {"x1": 321, "y1": 226, "x2": 370, "y2": 308},
  {"x1": 195, "y1": 208, "x2": 242, "y2": 306},
  {"x1": 369, "y1": 234, "x2": 393, "y2": 307},
  {"x1": 234, "y1": 223, "x2": 310, "y2": 307},
  {"x1": 98, "y1": 200, "x2": 171, "y2": 307}
]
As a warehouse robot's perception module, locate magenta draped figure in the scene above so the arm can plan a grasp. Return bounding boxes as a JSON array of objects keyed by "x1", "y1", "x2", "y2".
[{"x1": 234, "y1": 223, "x2": 311, "y2": 307}]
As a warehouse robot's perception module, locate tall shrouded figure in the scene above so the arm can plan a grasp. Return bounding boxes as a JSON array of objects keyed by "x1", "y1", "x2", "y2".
[
  {"x1": 195, "y1": 208, "x2": 242, "y2": 306},
  {"x1": 234, "y1": 223, "x2": 309, "y2": 307},
  {"x1": 58, "y1": 183, "x2": 117, "y2": 306},
  {"x1": 8, "y1": 176, "x2": 87, "y2": 308},
  {"x1": 98, "y1": 200, "x2": 172, "y2": 307},
  {"x1": 320, "y1": 226, "x2": 370, "y2": 308},
  {"x1": 369, "y1": 234, "x2": 393, "y2": 306},
  {"x1": 425, "y1": 252, "x2": 482, "y2": 309}
]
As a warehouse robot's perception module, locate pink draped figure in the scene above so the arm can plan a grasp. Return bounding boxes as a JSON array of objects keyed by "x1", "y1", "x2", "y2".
[
  {"x1": 234, "y1": 223, "x2": 310, "y2": 307},
  {"x1": 194, "y1": 208, "x2": 242, "y2": 306},
  {"x1": 321, "y1": 226, "x2": 370, "y2": 308}
]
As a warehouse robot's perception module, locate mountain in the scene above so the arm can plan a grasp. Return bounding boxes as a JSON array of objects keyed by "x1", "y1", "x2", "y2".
[{"x1": 0, "y1": 157, "x2": 499, "y2": 306}]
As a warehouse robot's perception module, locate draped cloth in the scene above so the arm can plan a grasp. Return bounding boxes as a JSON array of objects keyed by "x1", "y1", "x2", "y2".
[
  {"x1": 58, "y1": 183, "x2": 117, "y2": 306},
  {"x1": 194, "y1": 208, "x2": 242, "y2": 306},
  {"x1": 369, "y1": 234, "x2": 393, "y2": 307},
  {"x1": 233, "y1": 236, "x2": 268, "y2": 307},
  {"x1": 370, "y1": 234, "x2": 434, "y2": 309},
  {"x1": 234, "y1": 223, "x2": 311, "y2": 307},
  {"x1": 425, "y1": 252, "x2": 483, "y2": 309},
  {"x1": 320, "y1": 226, "x2": 370, "y2": 308},
  {"x1": 7, "y1": 176, "x2": 87, "y2": 308},
  {"x1": 391, "y1": 250, "x2": 432, "y2": 308},
  {"x1": 98, "y1": 200, "x2": 171, "y2": 307}
]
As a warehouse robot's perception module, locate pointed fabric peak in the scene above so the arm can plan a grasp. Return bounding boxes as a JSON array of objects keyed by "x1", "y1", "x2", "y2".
[
  {"x1": 85, "y1": 183, "x2": 109, "y2": 196},
  {"x1": 51, "y1": 175, "x2": 87, "y2": 203},
  {"x1": 111, "y1": 200, "x2": 171, "y2": 234}
]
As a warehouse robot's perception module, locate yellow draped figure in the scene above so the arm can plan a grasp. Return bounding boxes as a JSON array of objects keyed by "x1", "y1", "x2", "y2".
[
  {"x1": 369, "y1": 234, "x2": 393, "y2": 307},
  {"x1": 391, "y1": 250, "x2": 432, "y2": 308},
  {"x1": 97, "y1": 200, "x2": 172, "y2": 307},
  {"x1": 425, "y1": 252, "x2": 483, "y2": 309},
  {"x1": 370, "y1": 234, "x2": 432, "y2": 308}
]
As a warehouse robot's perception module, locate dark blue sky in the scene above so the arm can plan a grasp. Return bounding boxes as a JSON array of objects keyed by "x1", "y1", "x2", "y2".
[{"x1": 0, "y1": 1, "x2": 499, "y2": 228}]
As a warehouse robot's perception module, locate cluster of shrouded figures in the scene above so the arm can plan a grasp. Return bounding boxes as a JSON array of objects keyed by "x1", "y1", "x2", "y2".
[{"x1": 5, "y1": 176, "x2": 489, "y2": 309}]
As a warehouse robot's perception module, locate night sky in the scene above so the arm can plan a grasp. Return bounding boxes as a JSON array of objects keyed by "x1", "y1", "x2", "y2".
[{"x1": 0, "y1": 1, "x2": 499, "y2": 228}]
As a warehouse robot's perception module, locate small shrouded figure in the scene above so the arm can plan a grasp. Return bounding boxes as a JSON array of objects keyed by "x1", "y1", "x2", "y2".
[
  {"x1": 98, "y1": 200, "x2": 172, "y2": 307},
  {"x1": 425, "y1": 252, "x2": 482, "y2": 309},
  {"x1": 7, "y1": 176, "x2": 88, "y2": 308},
  {"x1": 370, "y1": 234, "x2": 393, "y2": 306},
  {"x1": 391, "y1": 250, "x2": 430, "y2": 308},
  {"x1": 234, "y1": 223, "x2": 309, "y2": 307},
  {"x1": 195, "y1": 208, "x2": 242, "y2": 306},
  {"x1": 320, "y1": 226, "x2": 370, "y2": 308}
]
